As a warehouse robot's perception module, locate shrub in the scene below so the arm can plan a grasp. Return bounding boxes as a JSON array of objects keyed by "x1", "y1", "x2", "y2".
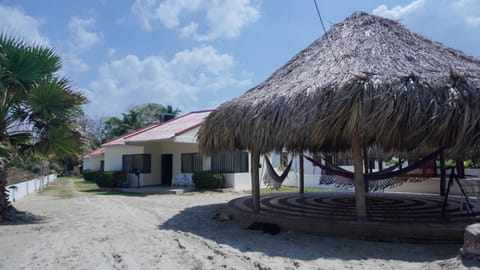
[
  {"x1": 82, "y1": 170, "x2": 97, "y2": 181},
  {"x1": 192, "y1": 171, "x2": 225, "y2": 189},
  {"x1": 94, "y1": 171, "x2": 115, "y2": 188},
  {"x1": 113, "y1": 171, "x2": 127, "y2": 187}
]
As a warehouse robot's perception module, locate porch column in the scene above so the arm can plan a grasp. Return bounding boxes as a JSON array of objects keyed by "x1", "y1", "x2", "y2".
[
  {"x1": 299, "y1": 153, "x2": 304, "y2": 194},
  {"x1": 352, "y1": 134, "x2": 367, "y2": 221},
  {"x1": 251, "y1": 148, "x2": 261, "y2": 212}
]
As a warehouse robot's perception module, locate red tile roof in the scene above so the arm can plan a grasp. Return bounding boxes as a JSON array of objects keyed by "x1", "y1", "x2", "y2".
[
  {"x1": 102, "y1": 110, "x2": 212, "y2": 146},
  {"x1": 83, "y1": 147, "x2": 105, "y2": 158}
]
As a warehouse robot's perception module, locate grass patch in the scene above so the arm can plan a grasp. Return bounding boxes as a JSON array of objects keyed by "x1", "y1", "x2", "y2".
[
  {"x1": 39, "y1": 177, "x2": 76, "y2": 198},
  {"x1": 260, "y1": 186, "x2": 330, "y2": 194},
  {"x1": 74, "y1": 179, "x2": 99, "y2": 192},
  {"x1": 74, "y1": 178, "x2": 145, "y2": 197},
  {"x1": 38, "y1": 176, "x2": 145, "y2": 197}
]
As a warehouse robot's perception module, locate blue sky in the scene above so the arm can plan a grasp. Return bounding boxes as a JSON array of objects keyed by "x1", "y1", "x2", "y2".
[{"x1": 1, "y1": 0, "x2": 480, "y2": 117}]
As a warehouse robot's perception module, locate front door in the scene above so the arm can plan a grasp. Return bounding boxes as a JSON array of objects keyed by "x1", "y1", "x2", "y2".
[{"x1": 161, "y1": 154, "x2": 173, "y2": 186}]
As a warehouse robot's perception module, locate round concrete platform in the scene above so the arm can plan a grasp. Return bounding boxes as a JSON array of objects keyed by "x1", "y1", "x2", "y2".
[{"x1": 228, "y1": 192, "x2": 480, "y2": 243}]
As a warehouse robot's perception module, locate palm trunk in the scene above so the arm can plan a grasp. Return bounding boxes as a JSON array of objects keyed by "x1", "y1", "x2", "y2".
[{"x1": 0, "y1": 159, "x2": 10, "y2": 221}]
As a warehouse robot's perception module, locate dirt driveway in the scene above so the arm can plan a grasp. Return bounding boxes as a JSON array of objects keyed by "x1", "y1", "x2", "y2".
[{"x1": 0, "y1": 177, "x2": 476, "y2": 270}]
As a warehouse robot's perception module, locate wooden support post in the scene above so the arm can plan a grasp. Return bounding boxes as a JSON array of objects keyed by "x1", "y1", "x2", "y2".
[
  {"x1": 369, "y1": 159, "x2": 374, "y2": 173},
  {"x1": 299, "y1": 154, "x2": 304, "y2": 194},
  {"x1": 440, "y1": 151, "x2": 446, "y2": 196},
  {"x1": 378, "y1": 159, "x2": 383, "y2": 171},
  {"x1": 352, "y1": 134, "x2": 367, "y2": 221},
  {"x1": 251, "y1": 149, "x2": 261, "y2": 212},
  {"x1": 362, "y1": 146, "x2": 369, "y2": 173},
  {"x1": 456, "y1": 160, "x2": 465, "y2": 178}
]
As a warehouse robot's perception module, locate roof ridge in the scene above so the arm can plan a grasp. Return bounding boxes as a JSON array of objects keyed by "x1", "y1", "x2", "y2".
[{"x1": 102, "y1": 110, "x2": 213, "y2": 146}]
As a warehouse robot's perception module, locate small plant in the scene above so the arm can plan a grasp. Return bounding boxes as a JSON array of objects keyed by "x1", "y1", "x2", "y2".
[
  {"x1": 82, "y1": 170, "x2": 97, "y2": 181},
  {"x1": 113, "y1": 171, "x2": 127, "y2": 187},
  {"x1": 93, "y1": 171, "x2": 115, "y2": 188},
  {"x1": 192, "y1": 171, "x2": 225, "y2": 189}
]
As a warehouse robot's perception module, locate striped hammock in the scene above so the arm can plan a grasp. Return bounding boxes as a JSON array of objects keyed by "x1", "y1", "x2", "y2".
[{"x1": 304, "y1": 149, "x2": 440, "y2": 191}]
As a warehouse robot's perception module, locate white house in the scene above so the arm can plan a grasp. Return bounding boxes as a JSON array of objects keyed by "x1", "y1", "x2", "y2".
[
  {"x1": 84, "y1": 110, "x2": 469, "y2": 194},
  {"x1": 82, "y1": 147, "x2": 105, "y2": 171},
  {"x1": 85, "y1": 110, "x2": 257, "y2": 190}
]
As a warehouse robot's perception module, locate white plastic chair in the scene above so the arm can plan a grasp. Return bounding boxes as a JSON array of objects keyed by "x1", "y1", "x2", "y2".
[
  {"x1": 182, "y1": 173, "x2": 194, "y2": 189},
  {"x1": 171, "y1": 173, "x2": 184, "y2": 188}
]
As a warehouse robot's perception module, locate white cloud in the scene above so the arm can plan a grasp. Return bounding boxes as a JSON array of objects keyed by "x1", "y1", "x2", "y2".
[
  {"x1": 196, "y1": 0, "x2": 260, "y2": 41},
  {"x1": 373, "y1": 0, "x2": 480, "y2": 28},
  {"x1": 156, "y1": 0, "x2": 202, "y2": 29},
  {"x1": 68, "y1": 17, "x2": 101, "y2": 51},
  {"x1": 62, "y1": 16, "x2": 102, "y2": 74},
  {"x1": 180, "y1": 22, "x2": 199, "y2": 38},
  {"x1": 373, "y1": 0, "x2": 426, "y2": 20},
  {"x1": 372, "y1": 0, "x2": 480, "y2": 57},
  {"x1": 86, "y1": 45, "x2": 251, "y2": 116},
  {"x1": 131, "y1": 0, "x2": 159, "y2": 31},
  {"x1": 63, "y1": 54, "x2": 89, "y2": 73},
  {"x1": 0, "y1": 4, "x2": 49, "y2": 45},
  {"x1": 131, "y1": 0, "x2": 260, "y2": 41},
  {"x1": 466, "y1": 16, "x2": 480, "y2": 27},
  {"x1": 107, "y1": 48, "x2": 117, "y2": 58}
]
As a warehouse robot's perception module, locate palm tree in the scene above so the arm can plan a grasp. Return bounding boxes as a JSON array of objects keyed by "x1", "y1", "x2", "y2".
[
  {"x1": 0, "y1": 35, "x2": 86, "y2": 220},
  {"x1": 163, "y1": 104, "x2": 181, "y2": 117}
]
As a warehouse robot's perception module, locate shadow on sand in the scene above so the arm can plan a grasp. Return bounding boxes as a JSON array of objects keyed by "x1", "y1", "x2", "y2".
[
  {"x1": 158, "y1": 202, "x2": 470, "y2": 264},
  {"x1": 0, "y1": 207, "x2": 45, "y2": 226},
  {"x1": 80, "y1": 189, "x2": 148, "y2": 197}
]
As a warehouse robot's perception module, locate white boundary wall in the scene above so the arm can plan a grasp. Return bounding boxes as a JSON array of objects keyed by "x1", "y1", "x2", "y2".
[{"x1": 6, "y1": 174, "x2": 58, "y2": 202}]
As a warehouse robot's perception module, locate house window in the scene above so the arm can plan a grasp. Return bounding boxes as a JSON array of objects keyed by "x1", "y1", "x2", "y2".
[
  {"x1": 211, "y1": 151, "x2": 249, "y2": 173},
  {"x1": 181, "y1": 153, "x2": 203, "y2": 173},
  {"x1": 122, "y1": 154, "x2": 151, "y2": 173},
  {"x1": 100, "y1": 160, "x2": 105, "y2": 171}
]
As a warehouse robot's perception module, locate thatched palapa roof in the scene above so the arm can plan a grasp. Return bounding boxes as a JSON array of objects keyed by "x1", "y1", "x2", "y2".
[{"x1": 198, "y1": 12, "x2": 480, "y2": 157}]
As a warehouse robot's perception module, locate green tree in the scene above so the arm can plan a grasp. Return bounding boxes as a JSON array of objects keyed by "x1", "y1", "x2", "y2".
[
  {"x1": 100, "y1": 103, "x2": 181, "y2": 143},
  {"x1": 130, "y1": 103, "x2": 181, "y2": 124},
  {"x1": 101, "y1": 116, "x2": 126, "y2": 143},
  {"x1": 0, "y1": 35, "x2": 86, "y2": 220}
]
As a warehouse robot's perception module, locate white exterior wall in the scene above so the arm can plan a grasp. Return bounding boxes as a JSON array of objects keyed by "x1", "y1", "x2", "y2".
[
  {"x1": 82, "y1": 158, "x2": 92, "y2": 171},
  {"x1": 104, "y1": 145, "x2": 144, "y2": 187},
  {"x1": 142, "y1": 141, "x2": 200, "y2": 186},
  {"x1": 174, "y1": 128, "x2": 198, "y2": 143},
  {"x1": 223, "y1": 154, "x2": 266, "y2": 191},
  {"x1": 82, "y1": 155, "x2": 103, "y2": 171},
  {"x1": 104, "y1": 145, "x2": 144, "y2": 171}
]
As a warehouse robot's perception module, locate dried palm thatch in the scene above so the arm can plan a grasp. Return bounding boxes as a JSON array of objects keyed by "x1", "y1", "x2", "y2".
[{"x1": 198, "y1": 12, "x2": 480, "y2": 158}]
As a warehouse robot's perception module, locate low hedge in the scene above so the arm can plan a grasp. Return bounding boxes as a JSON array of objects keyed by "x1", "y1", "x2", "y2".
[
  {"x1": 113, "y1": 171, "x2": 127, "y2": 187},
  {"x1": 192, "y1": 171, "x2": 225, "y2": 189},
  {"x1": 92, "y1": 171, "x2": 110, "y2": 187},
  {"x1": 83, "y1": 170, "x2": 125, "y2": 188},
  {"x1": 82, "y1": 170, "x2": 97, "y2": 181}
]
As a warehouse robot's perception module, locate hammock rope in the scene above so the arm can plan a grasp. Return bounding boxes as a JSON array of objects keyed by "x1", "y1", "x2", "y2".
[
  {"x1": 304, "y1": 149, "x2": 441, "y2": 191},
  {"x1": 263, "y1": 156, "x2": 293, "y2": 188}
]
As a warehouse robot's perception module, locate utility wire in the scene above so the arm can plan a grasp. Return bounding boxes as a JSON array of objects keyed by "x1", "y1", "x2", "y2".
[{"x1": 313, "y1": 0, "x2": 344, "y2": 74}]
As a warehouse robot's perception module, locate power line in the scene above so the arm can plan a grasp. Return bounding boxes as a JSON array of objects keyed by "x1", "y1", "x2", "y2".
[{"x1": 313, "y1": 0, "x2": 344, "y2": 74}]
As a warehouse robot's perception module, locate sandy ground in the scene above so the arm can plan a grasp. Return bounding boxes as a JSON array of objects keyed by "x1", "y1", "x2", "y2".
[{"x1": 0, "y1": 178, "x2": 479, "y2": 270}]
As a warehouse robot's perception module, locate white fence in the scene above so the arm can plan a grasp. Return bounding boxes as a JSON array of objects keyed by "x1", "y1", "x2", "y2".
[{"x1": 6, "y1": 174, "x2": 58, "y2": 202}]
